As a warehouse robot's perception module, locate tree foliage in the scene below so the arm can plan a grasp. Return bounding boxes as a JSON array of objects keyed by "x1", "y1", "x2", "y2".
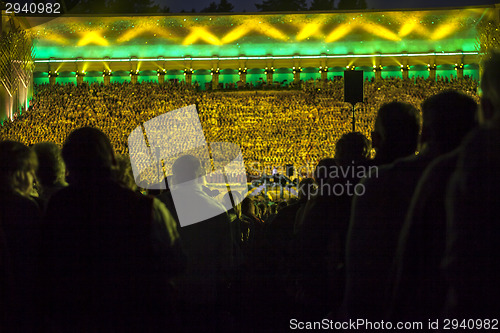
[
  {"x1": 336, "y1": 0, "x2": 367, "y2": 10},
  {"x1": 255, "y1": 0, "x2": 366, "y2": 12},
  {"x1": 201, "y1": 0, "x2": 234, "y2": 13},
  {"x1": 201, "y1": 2, "x2": 218, "y2": 12},
  {"x1": 255, "y1": 0, "x2": 308, "y2": 12},
  {"x1": 309, "y1": 0, "x2": 335, "y2": 11},
  {"x1": 61, "y1": 0, "x2": 160, "y2": 14}
]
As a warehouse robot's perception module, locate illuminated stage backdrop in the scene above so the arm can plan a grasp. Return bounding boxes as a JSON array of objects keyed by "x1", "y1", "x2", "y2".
[{"x1": 22, "y1": 5, "x2": 496, "y2": 84}]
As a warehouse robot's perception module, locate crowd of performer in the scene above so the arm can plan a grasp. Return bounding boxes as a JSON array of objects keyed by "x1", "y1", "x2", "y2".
[{"x1": 1, "y1": 63, "x2": 496, "y2": 332}]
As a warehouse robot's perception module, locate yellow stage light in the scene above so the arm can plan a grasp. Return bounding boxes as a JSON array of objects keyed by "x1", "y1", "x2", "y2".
[
  {"x1": 118, "y1": 28, "x2": 145, "y2": 43},
  {"x1": 43, "y1": 32, "x2": 69, "y2": 45},
  {"x1": 117, "y1": 26, "x2": 176, "y2": 43},
  {"x1": 221, "y1": 25, "x2": 251, "y2": 44},
  {"x1": 297, "y1": 23, "x2": 321, "y2": 41},
  {"x1": 361, "y1": 22, "x2": 400, "y2": 41},
  {"x1": 250, "y1": 19, "x2": 288, "y2": 41},
  {"x1": 77, "y1": 31, "x2": 109, "y2": 46},
  {"x1": 183, "y1": 27, "x2": 221, "y2": 45},
  {"x1": 393, "y1": 12, "x2": 429, "y2": 38},
  {"x1": 430, "y1": 22, "x2": 460, "y2": 40},
  {"x1": 399, "y1": 21, "x2": 418, "y2": 37},
  {"x1": 325, "y1": 24, "x2": 352, "y2": 43}
]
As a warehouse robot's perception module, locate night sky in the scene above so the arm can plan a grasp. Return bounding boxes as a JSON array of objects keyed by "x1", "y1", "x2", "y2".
[{"x1": 160, "y1": 0, "x2": 498, "y2": 13}]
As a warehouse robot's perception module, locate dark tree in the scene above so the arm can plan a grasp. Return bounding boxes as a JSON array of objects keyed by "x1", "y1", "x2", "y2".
[
  {"x1": 217, "y1": 0, "x2": 234, "y2": 12},
  {"x1": 201, "y1": 0, "x2": 234, "y2": 12},
  {"x1": 61, "y1": 0, "x2": 160, "y2": 14},
  {"x1": 108, "y1": 0, "x2": 160, "y2": 13},
  {"x1": 255, "y1": 0, "x2": 307, "y2": 12},
  {"x1": 201, "y1": 1, "x2": 218, "y2": 12},
  {"x1": 337, "y1": 0, "x2": 367, "y2": 10},
  {"x1": 309, "y1": 0, "x2": 335, "y2": 10}
]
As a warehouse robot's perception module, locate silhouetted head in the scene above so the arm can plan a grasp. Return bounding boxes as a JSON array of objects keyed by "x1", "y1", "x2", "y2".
[
  {"x1": 62, "y1": 127, "x2": 116, "y2": 184},
  {"x1": 241, "y1": 197, "x2": 256, "y2": 217},
  {"x1": 335, "y1": 132, "x2": 371, "y2": 166},
  {"x1": 171, "y1": 154, "x2": 204, "y2": 185},
  {"x1": 314, "y1": 158, "x2": 338, "y2": 187},
  {"x1": 480, "y1": 51, "x2": 500, "y2": 124},
  {"x1": 32, "y1": 142, "x2": 66, "y2": 188},
  {"x1": 0, "y1": 140, "x2": 38, "y2": 196},
  {"x1": 421, "y1": 90, "x2": 477, "y2": 153},
  {"x1": 372, "y1": 101, "x2": 420, "y2": 164},
  {"x1": 297, "y1": 177, "x2": 316, "y2": 201}
]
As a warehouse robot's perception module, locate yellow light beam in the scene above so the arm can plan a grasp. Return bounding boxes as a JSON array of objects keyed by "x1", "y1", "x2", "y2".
[
  {"x1": 153, "y1": 28, "x2": 179, "y2": 41},
  {"x1": 43, "y1": 32, "x2": 70, "y2": 45},
  {"x1": 325, "y1": 24, "x2": 352, "y2": 43},
  {"x1": 221, "y1": 19, "x2": 288, "y2": 44},
  {"x1": 393, "y1": 12, "x2": 430, "y2": 37},
  {"x1": 361, "y1": 22, "x2": 401, "y2": 41},
  {"x1": 412, "y1": 24, "x2": 431, "y2": 37},
  {"x1": 297, "y1": 23, "x2": 322, "y2": 41},
  {"x1": 250, "y1": 19, "x2": 288, "y2": 41},
  {"x1": 399, "y1": 21, "x2": 418, "y2": 37},
  {"x1": 117, "y1": 27, "x2": 147, "y2": 43},
  {"x1": 183, "y1": 27, "x2": 221, "y2": 45},
  {"x1": 117, "y1": 26, "x2": 177, "y2": 43},
  {"x1": 221, "y1": 25, "x2": 251, "y2": 44},
  {"x1": 77, "y1": 31, "x2": 109, "y2": 46},
  {"x1": 430, "y1": 22, "x2": 460, "y2": 40}
]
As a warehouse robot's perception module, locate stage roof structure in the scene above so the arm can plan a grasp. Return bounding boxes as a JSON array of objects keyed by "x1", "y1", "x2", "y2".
[{"x1": 15, "y1": 5, "x2": 499, "y2": 73}]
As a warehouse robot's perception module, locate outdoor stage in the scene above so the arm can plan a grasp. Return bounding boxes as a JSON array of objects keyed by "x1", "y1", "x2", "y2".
[{"x1": 15, "y1": 5, "x2": 496, "y2": 86}]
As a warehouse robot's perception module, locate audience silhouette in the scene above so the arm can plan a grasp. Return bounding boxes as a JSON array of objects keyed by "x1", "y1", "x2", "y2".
[
  {"x1": 39, "y1": 127, "x2": 185, "y2": 332},
  {"x1": 443, "y1": 52, "x2": 500, "y2": 319},
  {"x1": 0, "y1": 140, "x2": 41, "y2": 332},
  {"x1": 0, "y1": 73, "x2": 493, "y2": 332}
]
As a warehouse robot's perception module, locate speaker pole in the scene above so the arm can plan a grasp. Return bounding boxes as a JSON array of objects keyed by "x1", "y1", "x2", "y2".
[{"x1": 351, "y1": 104, "x2": 355, "y2": 132}]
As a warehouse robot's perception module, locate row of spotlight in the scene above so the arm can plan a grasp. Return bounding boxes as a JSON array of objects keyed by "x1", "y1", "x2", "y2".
[{"x1": 48, "y1": 64, "x2": 466, "y2": 77}]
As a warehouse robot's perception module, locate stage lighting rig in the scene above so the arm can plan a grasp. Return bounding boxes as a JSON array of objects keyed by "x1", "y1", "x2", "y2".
[{"x1": 264, "y1": 67, "x2": 274, "y2": 75}]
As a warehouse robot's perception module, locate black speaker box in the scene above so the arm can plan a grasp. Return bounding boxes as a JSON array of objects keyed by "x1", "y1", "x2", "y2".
[{"x1": 344, "y1": 70, "x2": 364, "y2": 105}]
